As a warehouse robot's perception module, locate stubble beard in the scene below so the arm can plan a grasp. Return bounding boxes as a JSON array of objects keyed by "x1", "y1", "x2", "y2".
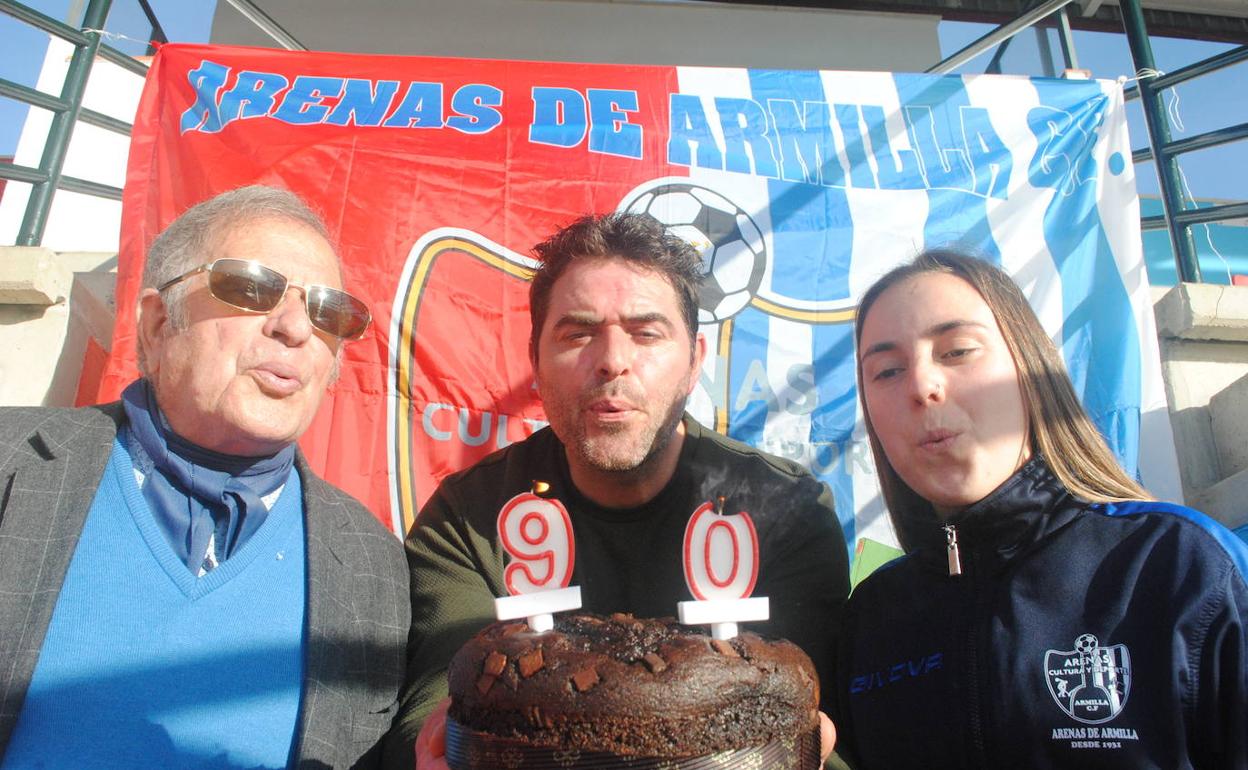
[{"x1": 563, "y1": 377, "x2": 691, "y2": 481}]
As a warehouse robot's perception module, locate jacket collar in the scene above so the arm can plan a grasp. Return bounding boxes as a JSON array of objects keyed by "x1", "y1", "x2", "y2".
[
  {"x1": 291, "y1": 452, "x2": 355, "y2": 766},
  {"x1": 907, "y1": 457, "x2": 1083, "y2": 574},
  {"x1": 20, "y1": 402, "x2": 122, "y2": 463}
]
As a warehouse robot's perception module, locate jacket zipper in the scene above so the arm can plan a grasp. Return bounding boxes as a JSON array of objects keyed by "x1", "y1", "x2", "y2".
[
  {"x1": 957, "y1": 526, "x2": 989, "y2": 767},
  {"x1": 944, "y1": 524, "x2": 963, "y2": 576}
]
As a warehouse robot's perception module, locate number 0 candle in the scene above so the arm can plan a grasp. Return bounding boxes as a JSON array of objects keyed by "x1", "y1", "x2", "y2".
[
  {"x1": 678, "y1": 497, "x2": 769, "y2": 639},
  {"x1": 683, "y1": 499, "x2": 759, "y2": 601}
]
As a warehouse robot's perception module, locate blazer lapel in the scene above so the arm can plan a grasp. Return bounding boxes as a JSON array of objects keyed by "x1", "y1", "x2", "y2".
[
  {"x1": 0, "y1": 404, "x2": 120, "y2": 749},
  {"x1": 293, "y1": 456, "x2": 354, "y2": 768}
]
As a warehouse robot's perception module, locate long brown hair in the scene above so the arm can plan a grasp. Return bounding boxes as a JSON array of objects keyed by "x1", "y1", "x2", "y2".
[{"x1": 854, "y1": 249, "x2": 1150, "y2": 550}]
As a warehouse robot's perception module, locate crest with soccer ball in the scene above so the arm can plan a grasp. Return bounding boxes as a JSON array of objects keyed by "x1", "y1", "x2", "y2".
[{"x1": 1044, "y1": 633, "x2": 1132, "y2": 724}]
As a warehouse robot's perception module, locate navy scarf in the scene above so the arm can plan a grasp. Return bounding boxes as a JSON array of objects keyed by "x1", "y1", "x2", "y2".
[{"x1": 121, "y1": 379, "x2": 295, "y2": 574}]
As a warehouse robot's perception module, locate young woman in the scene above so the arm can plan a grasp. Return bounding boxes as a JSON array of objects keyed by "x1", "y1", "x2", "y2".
[{"x1": 833, "y1": 249, "x2": 1247, "y2": 769}]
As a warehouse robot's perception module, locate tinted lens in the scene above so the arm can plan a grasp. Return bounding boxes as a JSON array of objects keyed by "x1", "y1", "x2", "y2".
[
  {"x1": 306, "y1": 285, "x2": 372, "y2": 339},
  {"x1": 208, "y1": 259, "x2": 287, "y2": 311}
]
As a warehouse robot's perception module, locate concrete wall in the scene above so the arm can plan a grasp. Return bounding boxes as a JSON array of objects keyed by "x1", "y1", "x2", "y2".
[
  {"x1": 209, "y1": 0, "x2": 942, "y2": 73},
  {"x1": 1153, "y1": 282, "x2": 1248, "y2": 530},
  {"x1": 0, "y1": 247, "x2": 116, "y2": 407}
]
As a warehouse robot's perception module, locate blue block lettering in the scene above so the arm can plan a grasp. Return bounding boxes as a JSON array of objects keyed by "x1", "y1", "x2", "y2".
[
  {"x1": 179, "y1": 59, "x2": 230, "y2": 134},
  {"x1": 587, "y1": 88, "x2": 642, "y2": 158},
  {"x1": 963, "y1": 107, "x2": 1011, "y2": 199},
  {"x1": 833, "y1": 104, "x2": 878, "y2": 189},
  {"x1": 1027, "y1": 105, "x2": 1096, "y2": 196},
  {"x1": 447, "y1": 84, "x2": 503, "y2": 134},
  {"x1": 530, "y1": 87, "x2": 588, "y2": 148},
  {"x1": 904, "y1": 104, "x2": 972, "y2": 192},
  {"x1": 273, "y1": 76, "x2": 343, "y2": 125},
  {"x1": 768, "y1": 98, "x2": 844, "y2": 186},
  {"x1": 862, "y1": 104, "x2": 923, "y2": 190},
  {"x1": 383, "y1": 82, "x2": 445, "y2": 128},
  {"x1": 217, "y1": 70, "x2": 290, "y2": 129},
  {"x1": 326, "y1": 79, "x2": 400, "y2": 126},
  {"x1": 715, "y1": 97, "x2": 777, "y2": 177},
  {"x1": 667, "y1": 94, "x2": 723, "y2": 170}
]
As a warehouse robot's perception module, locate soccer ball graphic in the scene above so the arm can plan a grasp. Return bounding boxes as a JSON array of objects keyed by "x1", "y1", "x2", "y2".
[
  {"x1": 1075, "y1": 634, "x2": 1100, "y2": 654},
  {"x1": 624, "y1": 183, "x2": 767, "y2": 324}
]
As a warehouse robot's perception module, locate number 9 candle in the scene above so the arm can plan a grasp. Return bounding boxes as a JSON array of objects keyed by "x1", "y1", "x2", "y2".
[{"x1": 494, "y1": 483, "x2": 582, "y2": 632}]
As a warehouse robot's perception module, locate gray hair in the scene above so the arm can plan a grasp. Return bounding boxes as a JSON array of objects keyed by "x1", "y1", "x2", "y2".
[
  {"x1": 144, "y1": 185, "x2": 333, "y2": 327},
  {"x1": 137, "y1": 186, "x2": 336, "y2": 375}
]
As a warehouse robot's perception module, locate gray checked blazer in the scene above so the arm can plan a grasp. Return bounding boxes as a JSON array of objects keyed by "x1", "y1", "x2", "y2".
[{"x1": 0, "y1": 402, "x2": 410, "y2": 769}]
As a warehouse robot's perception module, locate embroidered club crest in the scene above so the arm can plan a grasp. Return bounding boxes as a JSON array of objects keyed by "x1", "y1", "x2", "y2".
[{"x1": 1045, "y1": 633, "x2": 1131, "y2": 724}]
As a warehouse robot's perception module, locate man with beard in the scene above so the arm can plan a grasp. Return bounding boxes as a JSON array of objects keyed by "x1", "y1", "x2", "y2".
[{"x1": 383, "y1": 212, "x2": 849, "y2": 768}]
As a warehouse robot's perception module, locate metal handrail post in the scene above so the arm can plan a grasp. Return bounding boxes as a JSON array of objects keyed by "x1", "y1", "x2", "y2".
[
  {"x1": 16, "y1": 0, "x2": 113, "y2": 246},
  {"x1": 927, "y1": 0, "x2": 1075, "y2": 75},
  {"x1": 219, "y1": 0, "x2": 306, "y2": 50},
  {"x1": 1056, "y1": 5, "x2": 1079, "y2": 71},
  {"x1": 1150, "y1": 45, "x2": 1248, "y2": 93},
  {"x1": 1119, "y1": 0, "x2": 1201, "y2": 282},
  {"x1": 1035, "y1": 24, "x2": 1057, "y2": 78}
]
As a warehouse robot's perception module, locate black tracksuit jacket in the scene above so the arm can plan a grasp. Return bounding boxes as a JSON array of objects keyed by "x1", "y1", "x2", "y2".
[{"x1": 833, "y1": 458, "x2": 1248, "y2": 769}]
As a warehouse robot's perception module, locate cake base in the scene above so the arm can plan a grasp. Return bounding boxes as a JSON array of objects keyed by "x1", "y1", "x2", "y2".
[{"x1": 445, "y1": 717, "x2": 821, "y2": 769}]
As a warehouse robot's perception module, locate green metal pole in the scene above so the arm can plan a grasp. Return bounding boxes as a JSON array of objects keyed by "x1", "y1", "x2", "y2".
[
  {"x1": 16, "y1": 0, "x2": 113, "y2": 246},
  {"x1": 1056, "y1": 6, "x2": 1079, "y2": 71},
  {"x1": 1119, "y1": 0, "x2": 1201, "y2": 282}
]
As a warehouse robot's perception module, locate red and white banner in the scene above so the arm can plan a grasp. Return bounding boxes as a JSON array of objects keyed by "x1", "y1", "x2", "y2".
[{"x1": 98, "y1": 44, "x2": 1177, "y2": 547}]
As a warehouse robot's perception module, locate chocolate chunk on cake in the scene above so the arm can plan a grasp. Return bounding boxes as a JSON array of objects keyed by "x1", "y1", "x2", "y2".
[{"x1": 447, "y1": 612, "x2": 819, "y2": 762}]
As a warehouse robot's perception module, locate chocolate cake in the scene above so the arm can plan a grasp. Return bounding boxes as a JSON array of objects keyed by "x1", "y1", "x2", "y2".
[{"x1": 446, "y1": 612, "x2": 820, "y2": 768}]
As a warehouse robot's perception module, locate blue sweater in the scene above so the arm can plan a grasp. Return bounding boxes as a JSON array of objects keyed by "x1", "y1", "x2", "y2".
[{"x1": 2, "y1": 438, "x2": 307, "y2": 770}]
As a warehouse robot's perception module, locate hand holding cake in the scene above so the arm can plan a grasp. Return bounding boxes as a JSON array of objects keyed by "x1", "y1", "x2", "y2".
[{"x1": 414, "y1": 699, "x2": 450, "y2": 770}]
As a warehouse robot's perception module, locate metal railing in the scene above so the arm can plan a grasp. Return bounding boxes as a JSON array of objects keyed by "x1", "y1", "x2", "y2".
[
  {"x1": 926, "y1": 0, "x2": 1081, "y2": 75},
  {"x1": 1121, "y1": 0, "x2": 1248, "y2": 282},
  {"x1": 926, "y1": 0, "x2": 1245, "y2": 284},
  {"x1": 0, "y1": 0, "x2": 149, "y2": 246}
]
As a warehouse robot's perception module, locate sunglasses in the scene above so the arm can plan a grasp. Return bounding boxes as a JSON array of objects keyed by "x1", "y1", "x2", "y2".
[{"x1": 157, "y1": 258, "x2": 372, "y2": 340}]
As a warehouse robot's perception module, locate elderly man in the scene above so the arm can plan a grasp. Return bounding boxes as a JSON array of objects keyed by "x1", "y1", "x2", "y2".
[
  {"x1": 383, "y1": 212, "x2": 849, "y2": 767},
  {"x1": 0, "y1": 186, "x2": 408, "y2": 769}
]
